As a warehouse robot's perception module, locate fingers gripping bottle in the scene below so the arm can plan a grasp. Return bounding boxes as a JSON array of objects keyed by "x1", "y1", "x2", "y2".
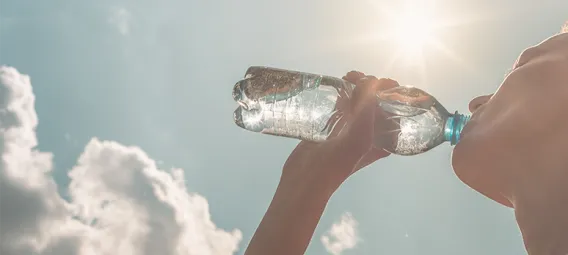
[{"x1": 232, "y1": 66, "x2": 470, "y2": 156}]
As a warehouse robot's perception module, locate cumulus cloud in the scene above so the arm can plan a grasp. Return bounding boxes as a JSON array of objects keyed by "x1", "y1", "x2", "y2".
[
  {"x1": 0, "y1": 66, "x2": 242, "y2": 255},
  {"x1": 108, "y1": 7, "x2": 132, "y2": 35},
  {"x1": 321, "y1": 212, "x2": 360, "y2": 255}
]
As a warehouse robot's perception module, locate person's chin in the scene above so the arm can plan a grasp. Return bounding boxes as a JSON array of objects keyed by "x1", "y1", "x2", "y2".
[
  {"x1": 450, "y1": 118, "x2": 481, "y2": 183},
  {"x1": 451, "y1": 136, "x2": 472, "y2": 179},
  {"x1": 450, "y1": 121, "x2": 515, "y2": 208}
]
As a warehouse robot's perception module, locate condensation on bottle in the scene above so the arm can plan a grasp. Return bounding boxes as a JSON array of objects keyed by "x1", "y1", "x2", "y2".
[{"x1": 232, "y1": 66, "x2": 470, "y2": 155}]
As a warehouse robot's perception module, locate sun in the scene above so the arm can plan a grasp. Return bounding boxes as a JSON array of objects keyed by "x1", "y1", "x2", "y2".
[
  {"x1": 391, "y1": 9, "x2": 436, "y2": 55},
  {"x1": 385, "y1": 3, "x2": 439, "y2": 61},
  {"x1": 348, "y1": 0, "x2": 473, "y2": 72},
  {"x1": 334, "y1": 0, "x2": 480, "y2": 79}
]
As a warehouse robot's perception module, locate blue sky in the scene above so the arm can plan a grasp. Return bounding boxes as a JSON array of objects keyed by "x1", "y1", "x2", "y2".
[{"x1": 0, "y1": 0, "x2": 566, "y2": 254}]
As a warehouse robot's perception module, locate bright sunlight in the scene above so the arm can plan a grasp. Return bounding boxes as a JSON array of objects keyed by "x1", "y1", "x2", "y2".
[
  {"x1": 353, "y1": 0, "x2": 473, "y2": 76},
  {"x1": 389, "y1": 5, "x2": 437, "y2": 58},
  {"x1": 377, "y1": 1, "x2": 444, "y2": 65}
]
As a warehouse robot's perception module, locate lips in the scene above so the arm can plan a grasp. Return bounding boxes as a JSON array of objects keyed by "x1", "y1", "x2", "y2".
[
  {"x1": 461, "y1": 100, "x2": 492, "y2": 140},
  {"x1": 458, "y1": 109, "x2": 483, "y2": 142}
]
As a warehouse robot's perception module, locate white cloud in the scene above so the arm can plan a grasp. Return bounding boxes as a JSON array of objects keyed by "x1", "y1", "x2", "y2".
[
  {"x1": 321, "y1": 212, "x2": 360, "y2": 255},
  {"x1": 0, "y1": 66, "x2": 242, "y2": 255},
  {"x1": 108, "y1": 7, "x2": 132, "y2": 35}
]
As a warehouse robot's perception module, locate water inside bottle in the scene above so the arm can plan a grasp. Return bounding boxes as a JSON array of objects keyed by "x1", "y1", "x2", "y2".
[
  {"x1": 233, "y1": 67, "x2": 353, "y2": 141},
  {"x1": 376, "y1": 86, "x2": 450, "y2": 155}
]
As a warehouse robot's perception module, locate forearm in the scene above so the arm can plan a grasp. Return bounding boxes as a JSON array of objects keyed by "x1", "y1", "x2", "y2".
[{"x1": 244, "y1": 176, "x2": 336, "y2": 255}]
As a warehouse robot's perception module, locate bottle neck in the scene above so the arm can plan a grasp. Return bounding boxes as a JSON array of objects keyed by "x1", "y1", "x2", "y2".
[{"x1": 444, "y1": 112, "x2": 471, "y2": 145}]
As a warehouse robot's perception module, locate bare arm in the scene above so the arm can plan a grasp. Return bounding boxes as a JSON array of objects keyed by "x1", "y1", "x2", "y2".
[
  {"x1": 244, "y1": 174, "x2": 334, "y2": 255},
  {"x1": 243, "y1": 73, "x2": 398, "y2": 255}
]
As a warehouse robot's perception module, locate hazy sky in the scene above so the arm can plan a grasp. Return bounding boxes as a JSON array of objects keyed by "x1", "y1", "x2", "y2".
[{"x1": 0, "y1": 0, "x2": 566, "y2": 254}]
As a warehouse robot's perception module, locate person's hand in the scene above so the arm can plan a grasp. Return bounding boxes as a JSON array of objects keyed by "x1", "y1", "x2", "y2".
[
  {"x1": 245, "y1": 72, "x2": 400, "y2": 255},
  {"x1": 281, "y1": 71, "x2": 400, "y2": 193}
]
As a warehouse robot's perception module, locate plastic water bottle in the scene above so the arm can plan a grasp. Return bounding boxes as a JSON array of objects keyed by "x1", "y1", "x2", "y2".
[{"x1": 232, "y1": 66, "x2": 470, "y2": 155}]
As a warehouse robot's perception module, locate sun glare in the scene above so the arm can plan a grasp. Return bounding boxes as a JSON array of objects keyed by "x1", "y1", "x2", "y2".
[
  {"x1": 350, "y1": 0, "x2": 475, "y2": 75},
  {"x1": 382, "y1": 2, "x2": 441, "y2": 64},
  {"x1": 338, "y1": 0, "x2": 484, "y2": 79},
  {"x1": 391, "y1": 9, "x2": 436, "y2": 56}
]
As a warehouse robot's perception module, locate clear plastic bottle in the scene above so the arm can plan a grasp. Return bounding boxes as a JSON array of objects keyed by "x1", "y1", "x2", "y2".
[{"x1": 232, "y1": 66, "x2": 470, "y2": 155}]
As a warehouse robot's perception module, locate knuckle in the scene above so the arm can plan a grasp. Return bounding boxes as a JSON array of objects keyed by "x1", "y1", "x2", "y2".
[
  {"x1": 356, "y1": 76, "x2": 400, "y2": 91},
  {"x1": 377, "y1": 77, "x2": 398, "y2": 85},
  {"x1": 365, "y1": 75, "x2": 379, "y2": 81},
  {"x1": 376, "y1": 78, "x2": 399, "y2": 91},
  {"x1": 344, "y1": 71, "x2": 365, "y2": 83},
  {"x1": 356, "y1": 75, "x2": 379, "y2": 87}
]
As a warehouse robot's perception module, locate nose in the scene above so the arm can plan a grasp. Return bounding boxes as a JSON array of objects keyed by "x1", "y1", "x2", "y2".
[{"x1": 468, "y1": 94, "x2": 493, "y2": 113}]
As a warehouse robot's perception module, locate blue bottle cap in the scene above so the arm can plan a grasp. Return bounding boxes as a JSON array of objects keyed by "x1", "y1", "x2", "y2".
[{"x1": 444, "y1": 111, "x2": 471, "y2": 145}]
